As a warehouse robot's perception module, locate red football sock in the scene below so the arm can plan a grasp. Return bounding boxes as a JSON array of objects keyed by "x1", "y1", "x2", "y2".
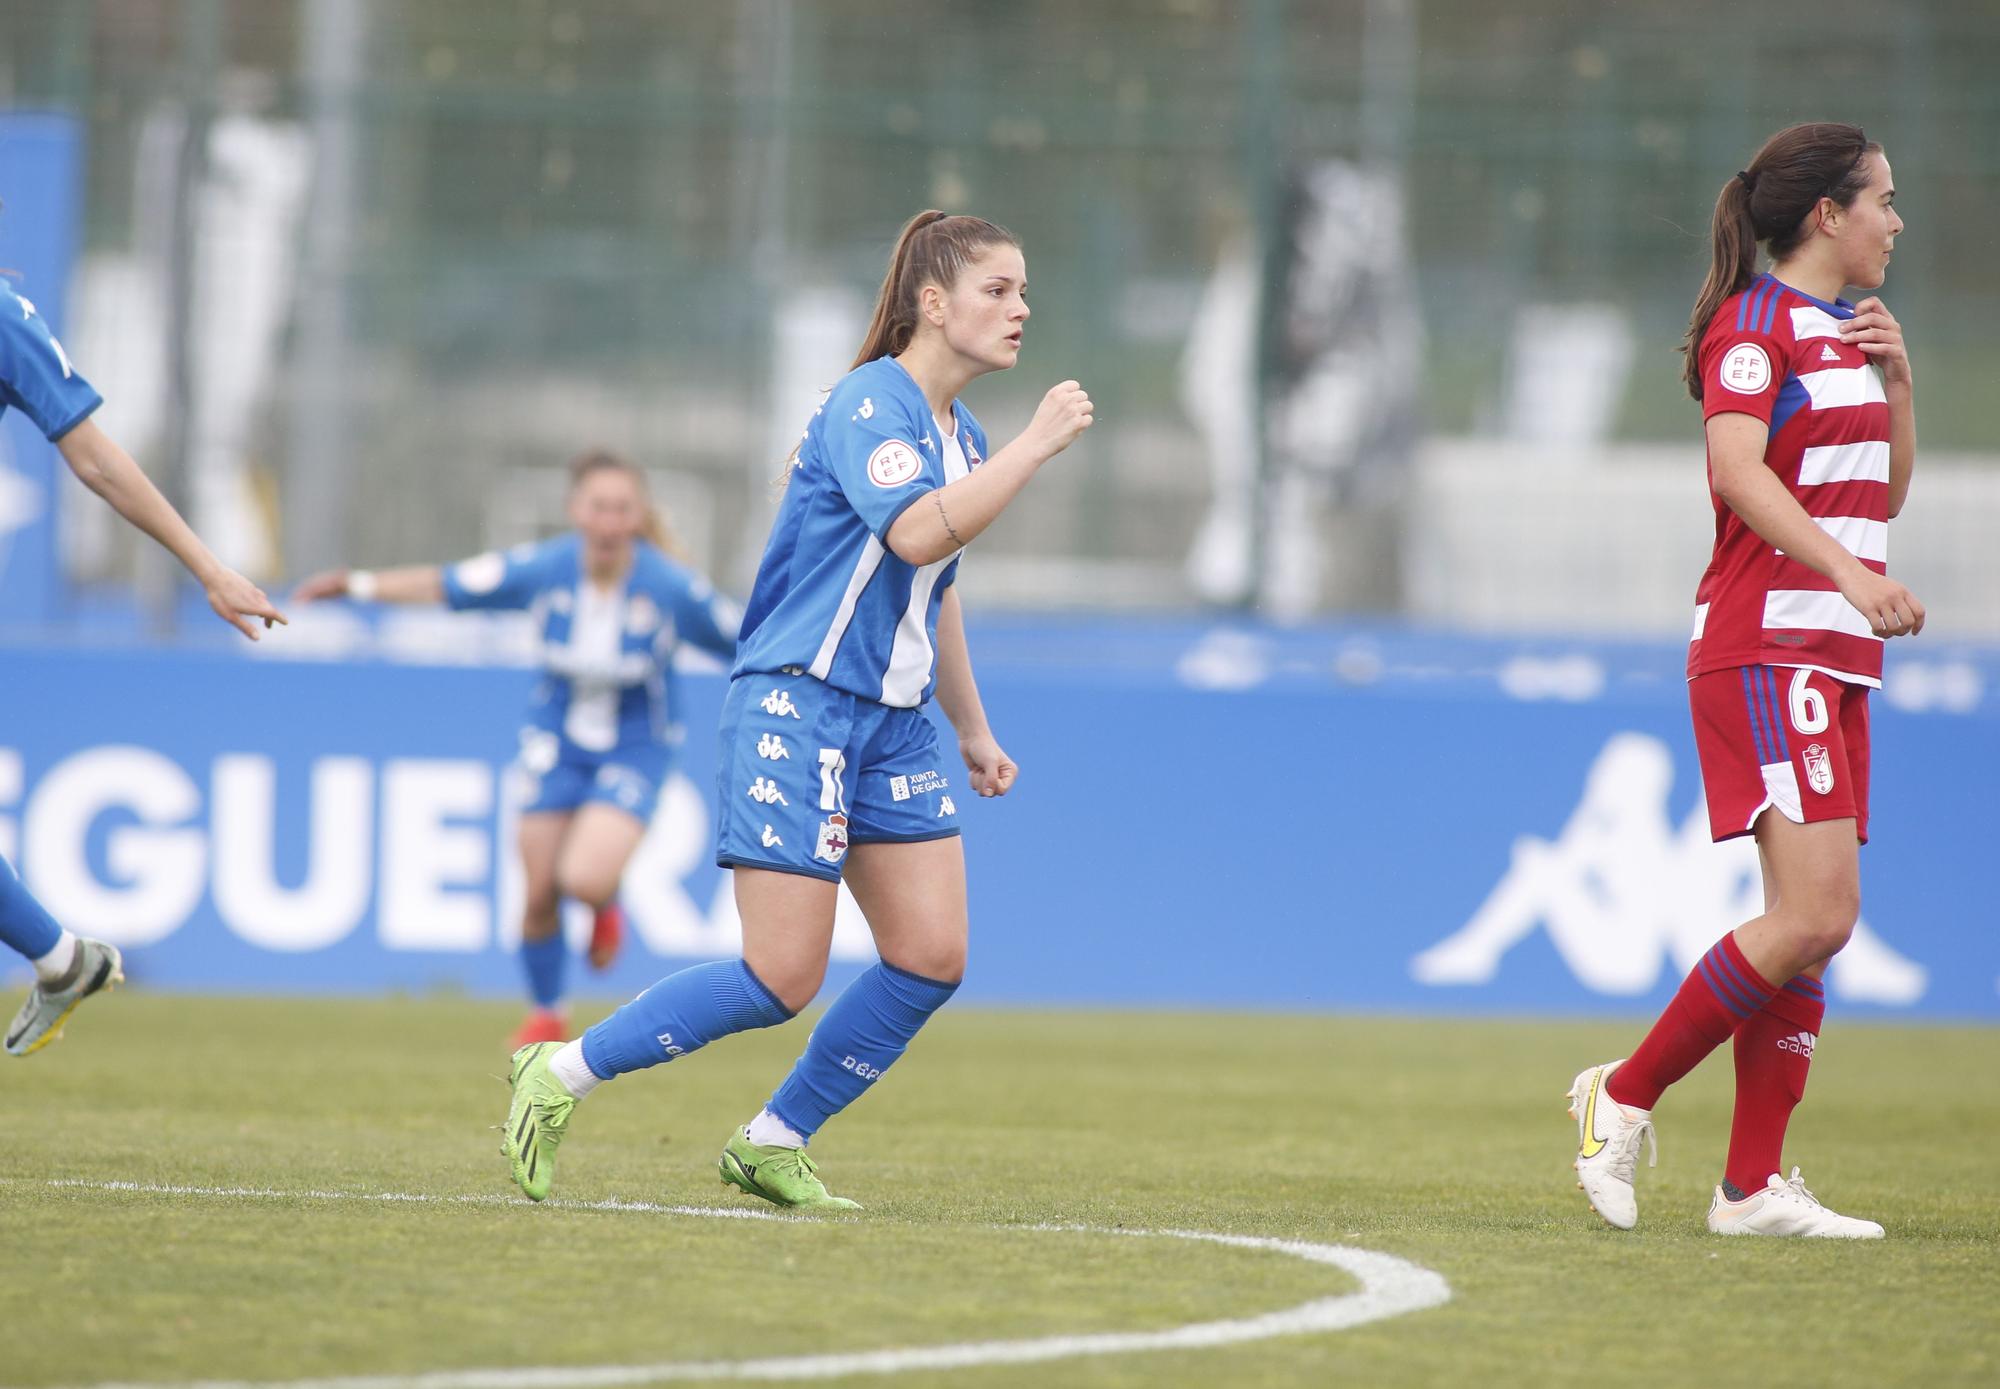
[
  {"x1": 1607, "y1": 932, "x2": 1776, "y2": 1111},
  {"x1": 1724, "y1": 973, "x2": 1826, "y2": 1193}
]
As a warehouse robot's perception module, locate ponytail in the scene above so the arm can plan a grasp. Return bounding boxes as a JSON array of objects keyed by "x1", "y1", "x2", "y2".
[
  {"x1": 849, "y1": 209, "x2": 1019, "y2": 368},
  {"x1": 777, "y1": 209, "x2": 1021, "y2": 486},
  {"x1": 1680, "y1": 177, "x2": 1761, "y2": 400},
  {"x1": 1681, "y1": 122, "x2": 1880, "y2": 400}
]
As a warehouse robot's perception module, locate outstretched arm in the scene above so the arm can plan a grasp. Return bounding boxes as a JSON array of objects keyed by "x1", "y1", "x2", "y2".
[
  {"x1": 56, "y1": 418, "x2": 285, "y2": 639},
  {"x1": 293, "y1": 565, "x2": 446, "y2": 605},
  {"x1": 933, "y1": 585, "x2": 1015, "y2": 798}
]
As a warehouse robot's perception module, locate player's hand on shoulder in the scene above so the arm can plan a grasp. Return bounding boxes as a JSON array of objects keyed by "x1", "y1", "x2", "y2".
[
  {"x1": 292, "y1": 568, "x2": 352, "y2": 603},
  {"x1": 959, "y1": 731, "x2": 1018, "y2": 798},
  {"x1": 208, "y1": 567, "x2": 287, "y2": 640},
  {"x1": 1840, "y1": 298, "x2": 1911, "y2": 385},
  {"x1": 1026, "y1": 380, "x2": 1093, "y2": 459},
  {"x1": 1839, "y1": 568, "x2": 1925, "y2": 638}
]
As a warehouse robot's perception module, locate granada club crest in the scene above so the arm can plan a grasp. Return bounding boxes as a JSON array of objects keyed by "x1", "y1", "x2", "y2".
[
  {"x1": 1802, "y1": 743, "x2": 1836, "y2": 795},
  {"x1": 814, "y1": 812, "x2": 850, "y2": 865}
]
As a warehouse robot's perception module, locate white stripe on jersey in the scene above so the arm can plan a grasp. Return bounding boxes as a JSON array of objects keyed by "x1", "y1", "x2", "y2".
[
  {"x1": 879, "y1": 417, "x2": 972, "y2": 708},
  {"x1": 1787, "y1": 305, "x2": 1846, "y2": 342},
  {"x1": 1690, "y1": 602, "x2": 1710, "y2": 640},
  {"x1": 1807, "y1": 515, "x2": 1889, "y2": 564},
  {"x1": 808, "y1": 537, "x2": 887, "y2": 683},
  {"x1": 1762, "y1": 588, "x2": 1881, "y2": 641},
  {"x1": 1797, "y1": 439, "x2": 1890, "y2": 487},
  {"x1": 1798, "y1": 365, "x2": 1887, "y2": 410},
  {"x1": 881, "y1": 561, "x2": 951, "y2": 707}
]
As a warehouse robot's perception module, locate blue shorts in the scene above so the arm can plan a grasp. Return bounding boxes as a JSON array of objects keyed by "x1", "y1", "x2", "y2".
[
  {"x1": 715, "y1": 673, "x2": 962, "y2": 882},
  {"x1": 514, "y1": 727, "x2": 671, "y2": 823}
]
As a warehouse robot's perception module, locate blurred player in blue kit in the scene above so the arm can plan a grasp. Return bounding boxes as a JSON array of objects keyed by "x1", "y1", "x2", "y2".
[
  {"x1": 296, "y1": 450, "x2": 739, "y2": 1048},
  {"x1": 500, "y1": 211, "x2": 1094, "y2": 1209},
  {"x1": 2, "y1": 278, "x2": 285, "y2": 1055}
]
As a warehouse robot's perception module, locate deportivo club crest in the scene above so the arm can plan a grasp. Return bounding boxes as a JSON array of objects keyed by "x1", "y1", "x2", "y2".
[{"x1": 814, "y1": 812, "x2": 850, "y2": 865}]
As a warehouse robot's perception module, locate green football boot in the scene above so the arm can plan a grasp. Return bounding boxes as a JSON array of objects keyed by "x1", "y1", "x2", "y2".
[
  {"x1": 500, "y1": 1041, "x2": 577, "y2": 1201},
  {"x1": 719, "y1": 1129, "x2": 861, "y2": 1211}
]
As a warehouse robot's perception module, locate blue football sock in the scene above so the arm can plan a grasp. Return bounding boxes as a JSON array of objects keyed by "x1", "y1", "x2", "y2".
[
  {"x1": 0, "y1": 853, "x2": 63, "y2": 962},
  {"x1": 767, "y1": 961, "x2": 958, "y2": 1142},
  {"x1": 580, "y1": 958, "x2": 793, "y2": 1080},
  {"x1": 519, "y1": 934, "x2": 568, "y2": 1011}
]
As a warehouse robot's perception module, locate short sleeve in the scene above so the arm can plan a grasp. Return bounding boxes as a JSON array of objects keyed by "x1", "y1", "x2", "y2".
[
  {"x1": 441, "y1": 539, "x2": 561, "y2": 611},
  {"x1": 1700, "y1": 329, "x2": 1785, "y2": 425},
  {"x1": 819, "y1": 388, "x2": 937, "y2": 542},
  {"x1": 666, "y1": 569, "x2": 741, "y2": 659},
  {"x1": 0, "y1": 290, "x2": 102, "y2": 440}
]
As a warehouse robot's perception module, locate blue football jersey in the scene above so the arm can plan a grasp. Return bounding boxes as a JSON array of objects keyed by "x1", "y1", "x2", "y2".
[
  {"x1": 0, "y1": 279, "x2": 101, "y2": 441},
  {"x1": 442, "y1": 533, "x2": 740, "y2": 753},
  {"x1": 734, "y1": 356, "x2": 991, "y2": 709}
]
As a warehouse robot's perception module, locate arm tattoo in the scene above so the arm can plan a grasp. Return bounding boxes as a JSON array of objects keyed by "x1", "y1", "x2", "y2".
[{"x1": 933, "y1": 491, "x2": 965, "y2": 548}]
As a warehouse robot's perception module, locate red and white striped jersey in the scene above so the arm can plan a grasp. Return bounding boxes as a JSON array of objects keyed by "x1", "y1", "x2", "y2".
[{"x1": 1688, "y1": 273, "x2": 1891, "y2": 687}]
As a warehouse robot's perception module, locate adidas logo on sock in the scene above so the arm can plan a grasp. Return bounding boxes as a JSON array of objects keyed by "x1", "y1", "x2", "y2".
[{"x1": 1775, "y1": 1031, "x2": 1816, "y2": 1057}]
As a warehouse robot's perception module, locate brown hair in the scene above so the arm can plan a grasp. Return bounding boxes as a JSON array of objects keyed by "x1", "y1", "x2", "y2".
[
  {"x1": 1682, "y1": 122, "x2": 1881, "y2": 399},
  {"x1": 850, "y1": 209, "x2": 1020, "y2": 368},
  {"x1": 567, "y1": 448, "x2": 683, "y2": 560}
]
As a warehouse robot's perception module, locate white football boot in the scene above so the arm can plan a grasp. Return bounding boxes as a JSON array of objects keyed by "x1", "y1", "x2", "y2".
[
  {"x1": 1568, "y1": 1059, "x2": 1656, "y2": 1230},
  {"x1": 1706, "y1": 1168, "x2": 1884, "y2": 1239},
  {"x1": 5, "y1": 936, "x2": 124, "y2": 1057}
]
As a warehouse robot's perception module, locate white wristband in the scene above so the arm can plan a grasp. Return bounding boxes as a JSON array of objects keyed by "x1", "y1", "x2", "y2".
[{"x1": 347, "y1": 569, "x2": 379, "y2": 601}]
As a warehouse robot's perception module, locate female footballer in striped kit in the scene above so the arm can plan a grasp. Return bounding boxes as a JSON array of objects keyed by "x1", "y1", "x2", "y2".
[
  {"x1": 500, "y1": 211, "x2": 1093, "y2": 1208},
  {"x1": 1570, "y1": 123, "x2": 1920, "y2": 1237}
]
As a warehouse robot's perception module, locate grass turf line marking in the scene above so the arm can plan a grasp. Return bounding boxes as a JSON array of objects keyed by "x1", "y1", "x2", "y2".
[
  {"x1": 34, "y1": 1178, "x2": 783, "y2": 1221},
  {"x1": 49, "y1": 1179, "x2": 1451, "y2": 1388}
]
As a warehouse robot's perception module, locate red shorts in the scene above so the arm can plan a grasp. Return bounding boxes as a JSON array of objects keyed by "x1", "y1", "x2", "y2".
[{"x1": 1689, "y1": 665, "x2": 1871, "y2": 844}]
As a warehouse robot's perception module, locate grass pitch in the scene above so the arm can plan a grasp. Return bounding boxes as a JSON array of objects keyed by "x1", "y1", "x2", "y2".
[{"x1": 3, "y1": 995, "x2": 1996, "y2": 1388}]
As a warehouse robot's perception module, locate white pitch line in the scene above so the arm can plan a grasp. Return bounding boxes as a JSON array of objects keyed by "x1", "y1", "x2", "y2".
[
  {"x1": 45, "y1": 1178, "x2": 1452, "y2": 1389},
  {"x1": 34, "y1": 1179, "x2": 783, "y2": 1222}
]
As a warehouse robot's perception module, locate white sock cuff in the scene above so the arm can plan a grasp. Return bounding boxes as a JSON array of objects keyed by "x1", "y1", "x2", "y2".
[
  {"x1": 548, "y1": 1040, "x2": 604, "y2": 1099},
  {"x1": 745, "y1": 1107, "x2": 805, "y2": 1149},
  {"x1": 32, "y1": 931, "x2": 78, "y2": 984}
]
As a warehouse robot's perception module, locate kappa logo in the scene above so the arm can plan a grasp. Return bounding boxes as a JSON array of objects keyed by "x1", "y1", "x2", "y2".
[
  {"x1": 1719, "y1": 342, "x2": 1772, "y2": 394},
  {"x1": 747, "y1": 777, "x2": 789, "y2": 806},
  {"x1": 1802, "y1": 743, "x2": 1836, "y2": 795},
  {"x1": 889, "y1": 775, "x2": 910, "y2": 802},
  {"x1": 760, "y1": 689, "x2": 801, "y2": 719},
  {"x1": 1821, "y1": 343, "x2": 1841, "y2": 362},
  {"x1": 1410, "y1": 732, "x2": 1927, "y2": 1006},
  {"x1": 938, "y1": 795, "x2": 956, "y2": 817},
  {"x1": 761, "y1": 824, "x2": 784, "y2": 849},
  {"x1": 855, "y1": 397, "x2": 875, "y2": 421},
  {"x1": 814, "y1": 812, "x2": 850, "y2": 865},
  {"x1": 757, "y1": 733, "x2": 791, "y2": 761},
  {"x1": 1776, "y1": 1030, "x2": 1816, "y2": 1057},
  {"x1": 867, "y1": 440, "x2": 924, "y2": 489},
  {"x1": 920, "y1": 431, "x2": 936, "y2": 453}
]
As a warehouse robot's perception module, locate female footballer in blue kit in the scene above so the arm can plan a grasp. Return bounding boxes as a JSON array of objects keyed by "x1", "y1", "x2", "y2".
[
  {"x1": 296, "y1": 450, "x2": 739, "y2": 1048},
  {"x1": 2, "y1": 278, "x2": 284, "y2": 1056},
  {"x1": 500, "y1": 211, "x2": 1093, "y2": 1209}
]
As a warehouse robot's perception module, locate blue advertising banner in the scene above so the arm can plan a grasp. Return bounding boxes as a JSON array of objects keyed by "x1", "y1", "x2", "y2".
[
  {"x1": 1, "y1": 620, "x2": 1995, "y2": 1019},
  {"x1": 0, "y1": 112, "x2": 85, "y2": 624}
]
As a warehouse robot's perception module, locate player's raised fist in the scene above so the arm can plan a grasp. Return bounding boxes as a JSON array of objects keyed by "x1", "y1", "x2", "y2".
[{"x1": 1028, "y1": 380, "x2": 1094, "y2": 457}]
